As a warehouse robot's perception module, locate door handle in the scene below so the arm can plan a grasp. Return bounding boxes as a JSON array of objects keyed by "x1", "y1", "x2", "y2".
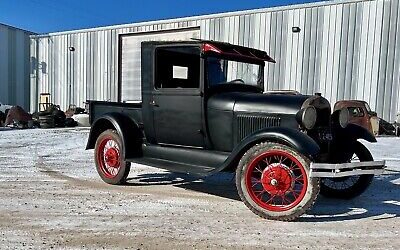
[{"x1": 150, "y1": 100, "x2": 159, "y2": 107}]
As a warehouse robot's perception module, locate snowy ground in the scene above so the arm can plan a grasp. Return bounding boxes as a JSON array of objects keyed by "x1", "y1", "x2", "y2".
[{"x1": 0, "y1": 128, "x2": 399, "y2": 249}]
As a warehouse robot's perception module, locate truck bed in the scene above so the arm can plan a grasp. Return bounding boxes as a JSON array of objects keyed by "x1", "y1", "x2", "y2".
[{"x1": 88, "y1": 101, "x2": 143, "y2": 126}]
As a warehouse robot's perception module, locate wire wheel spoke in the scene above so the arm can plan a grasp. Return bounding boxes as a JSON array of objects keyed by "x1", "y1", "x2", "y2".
[
  {"x1": 288, "y1": 161, "x2": 297, "y2": 171},
  {"x1": 254, "y1": 165, "x2": 263, "y2": 174},
  {"x1": 289, "y1": 189, "x2": 300, "y2": 199},
  {"x1": 264, "y1": 194, "x2": 276, "y2": 204},
  {"x1": 254, "y1": 190, "x2": 266, "y2": 198},
  {"x1": 252, "y1": 180, "x2": 261, "y2": 188},
  {"x1": 262, "y1": 157, "x2": 271, "y2": 166}
]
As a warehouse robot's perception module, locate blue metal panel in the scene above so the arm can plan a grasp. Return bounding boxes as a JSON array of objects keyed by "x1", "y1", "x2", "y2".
[{"x1": 0, "y1": 24, "x2": 33, "y2": 110}]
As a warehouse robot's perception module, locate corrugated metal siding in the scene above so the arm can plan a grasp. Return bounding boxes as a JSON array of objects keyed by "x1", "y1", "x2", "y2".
[
  {"x1": 0, "y1": 24, "x2": 32, "y2": 110},
  {"x1": 30, "y1": 21, "x2": 202, "y2": 112},
  {"x1": 30, "y1": 0, "x2": 400, "y2": 121}
]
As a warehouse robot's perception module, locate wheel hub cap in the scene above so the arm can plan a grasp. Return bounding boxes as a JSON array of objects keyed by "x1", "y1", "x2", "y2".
[
  {"x1": 261, "y1": 163, "x2": 293, "y2": 195},
  {"x1": 97, "y1": 137, "x2": 121, "y2": 179},
  {"x1": 104, "y1": 148, "x2": 119, "y2": 168}
]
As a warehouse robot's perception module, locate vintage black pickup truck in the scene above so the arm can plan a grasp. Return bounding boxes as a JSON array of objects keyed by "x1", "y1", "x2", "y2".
[{"x1": 86, "y1": 40, "x2": 385, "y2": 221}]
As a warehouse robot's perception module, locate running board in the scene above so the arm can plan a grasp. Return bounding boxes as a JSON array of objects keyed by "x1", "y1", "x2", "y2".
[
  {"x1": 126, "y1": 144, "x2": 230, "y2": 176},
  {"x1": 310, "y1": 161, "x2": 386, "y2": 178}
]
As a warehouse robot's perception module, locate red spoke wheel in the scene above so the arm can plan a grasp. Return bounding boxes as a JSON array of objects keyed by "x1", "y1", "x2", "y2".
[
  {"x1": 236, "y1": 142, "x2": 319, "y2": 221},
  {"x1": 95, "y1": 129, "x2": 131, "y2": 185}
]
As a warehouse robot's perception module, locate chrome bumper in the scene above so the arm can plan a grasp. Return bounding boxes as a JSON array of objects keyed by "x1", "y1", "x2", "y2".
[{"x1": 310, "y1": 161, "x2": 386, "y2": 178}]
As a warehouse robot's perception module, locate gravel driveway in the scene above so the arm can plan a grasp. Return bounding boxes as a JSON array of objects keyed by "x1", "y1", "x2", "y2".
[{"x1": 0, "y1": 128, "x2": 399, "y2": 249}]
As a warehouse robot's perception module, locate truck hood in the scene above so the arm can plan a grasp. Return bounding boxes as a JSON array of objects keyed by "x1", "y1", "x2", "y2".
[{"x1": 208, "y1": 92, "x2": 311, "y2": 115}]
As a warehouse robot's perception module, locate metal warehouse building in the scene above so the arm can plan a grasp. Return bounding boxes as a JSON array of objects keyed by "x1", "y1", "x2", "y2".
[
  {"x1": 30, "y1": 0, "x2": 400, "y2": 121},
  {"x1": 0, "y1": 23, "x2": 33, "y2": 110}
]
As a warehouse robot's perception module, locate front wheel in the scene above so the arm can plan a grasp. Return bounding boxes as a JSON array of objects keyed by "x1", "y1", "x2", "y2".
[
  {"x1": 94, "y1": 129, "x2": 131, "y2": 185},
  {"x1": 236, "y1": 142, "x2": 319, "y2": 221},
  {"x1": 320, "y1": 141, "x2": 374, "y2": 199}
]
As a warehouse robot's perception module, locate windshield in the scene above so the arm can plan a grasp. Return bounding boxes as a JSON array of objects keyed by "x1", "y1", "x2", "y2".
[
  {"x1": 364, "y1": 102, "x2": 372, "y2": 112},
  {"x1": 206, "y1": 57, "x2": 263, "y2": 89}
]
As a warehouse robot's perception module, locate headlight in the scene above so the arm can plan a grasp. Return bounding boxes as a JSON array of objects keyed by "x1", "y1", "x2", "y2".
[
  {"x1": 339, "y1": 108, "x2": 350, "y2": 128},
  {"x1": 296, "y1": 106, "x2": 317, "y2": 130}
]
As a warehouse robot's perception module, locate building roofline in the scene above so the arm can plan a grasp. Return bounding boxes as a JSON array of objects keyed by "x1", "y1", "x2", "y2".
[
  {"x1": 0, "y1": 23, "x2": 36, "y2": 34},
  {"x1": 31, "y1": 0, "x2": 369, "y2": 38}
]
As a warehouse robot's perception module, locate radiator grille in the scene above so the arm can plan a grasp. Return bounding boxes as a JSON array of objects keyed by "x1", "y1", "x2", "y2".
[{"x1": 237, "y1": 114, "x2": 281, "y2": 141}]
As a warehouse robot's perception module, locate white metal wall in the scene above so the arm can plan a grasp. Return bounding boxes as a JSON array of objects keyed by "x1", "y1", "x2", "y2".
[
  {"x1": 0, "y1": 24, "x2": 33, "y2": 110},
  {"x1": 30, "y1": 21, "x2": 202, "y2": 112},
  {"x1": 30, "y1": 0, "x2": 400, "y2": 121}
]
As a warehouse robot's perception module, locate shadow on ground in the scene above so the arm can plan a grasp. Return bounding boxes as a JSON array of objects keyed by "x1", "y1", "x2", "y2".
[
  {"x1": 303, "y1": 173, "x2": 400, "y2": 222},
  {"x1": 126, "y1": 171, "x2": 400, "y2": 222},
  {"x1": 127, "y1": 172, "x2": 239, "y2": 200}
]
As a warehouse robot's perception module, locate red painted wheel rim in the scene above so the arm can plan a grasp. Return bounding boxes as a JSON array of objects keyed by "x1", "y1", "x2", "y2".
[
  {"x1": 245, "y1": 150, "x2": 308, "y2": 212},
  {"x1": 97, "y1": 137, "x2": 121, "y2": 178}
]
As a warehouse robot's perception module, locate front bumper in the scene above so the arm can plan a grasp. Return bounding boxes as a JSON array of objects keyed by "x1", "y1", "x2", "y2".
[{"x1": 310, "y1": 161, "x2": 386, "y2": 178}]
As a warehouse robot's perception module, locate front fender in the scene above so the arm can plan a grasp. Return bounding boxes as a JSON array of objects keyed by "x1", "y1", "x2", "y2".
[
  {"x1": 86, "y1": 113, "x2": 142, "y2": 159},
  {"x1": 218, "y1": 127, "x2": 320, "y2": 172},
  {"x1": 329, "y1": 124, "x2": 376, "y2": 162},
  {"x1": 334, "y1": 123, "x2": 377, "y2": 143}
]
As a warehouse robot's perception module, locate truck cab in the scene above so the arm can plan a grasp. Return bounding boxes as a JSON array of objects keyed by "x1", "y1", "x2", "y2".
[
  {"x1": 86, "y1": 40, "x2": 385, "y2": 221},
  {"x1": 140, "y1": 41, "x2": 275, "y2": 149}
]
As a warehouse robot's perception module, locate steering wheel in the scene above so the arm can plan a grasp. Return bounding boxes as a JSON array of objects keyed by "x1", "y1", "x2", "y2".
[{"x1": 229, "y1": 79, "x2": 245, "y2": 84}]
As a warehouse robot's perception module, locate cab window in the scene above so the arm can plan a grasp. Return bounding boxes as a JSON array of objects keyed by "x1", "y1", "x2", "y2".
[{"x1": 155, "y1": 46, "x2": 200, "y2": 89}]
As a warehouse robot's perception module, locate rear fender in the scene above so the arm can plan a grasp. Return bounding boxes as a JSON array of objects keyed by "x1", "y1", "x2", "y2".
[
  {"x1": 220, "y1": 127, "x2": 320, "y2": 172},
  {"x1": 86, "y1": 113, "x2": 143, "y2": 159}
]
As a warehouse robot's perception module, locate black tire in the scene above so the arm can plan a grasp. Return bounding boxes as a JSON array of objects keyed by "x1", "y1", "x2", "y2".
[
  {"x1": 320, "y1": 141, "x2": 374, "y2": 199},
  {"x1": 236, "y1": 142, "x2": 319, "y2": 221},
  {"x1": 94, "y1": 129, "x2": 130, "y2": 185}
]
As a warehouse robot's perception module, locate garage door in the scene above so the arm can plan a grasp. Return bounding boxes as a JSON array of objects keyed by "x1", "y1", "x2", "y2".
[{"x1": 119, "y1": 28, "x2": 200, "y2": 102}]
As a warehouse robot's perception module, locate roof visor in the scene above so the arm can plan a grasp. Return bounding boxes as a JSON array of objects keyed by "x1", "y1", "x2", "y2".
[{"x1": 201, "y1": 42, "x2": 276, "y2": 63}]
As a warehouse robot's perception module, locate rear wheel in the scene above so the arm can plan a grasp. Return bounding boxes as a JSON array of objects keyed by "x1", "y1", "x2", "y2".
[
  {"x1": 236, "y1": 142, "x2": 319, "y2": 221},
  {"x1": 95, "y1": 129, "x2": 130, "y2": 185},
  {"x1": 320, "y1": 141, "x2": 374, "y2": 199}
]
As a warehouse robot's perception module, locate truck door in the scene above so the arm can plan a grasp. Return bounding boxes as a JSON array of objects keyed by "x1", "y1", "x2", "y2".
[{"x1": 151, "y1": 45, "x2": 204, "y2": 147}]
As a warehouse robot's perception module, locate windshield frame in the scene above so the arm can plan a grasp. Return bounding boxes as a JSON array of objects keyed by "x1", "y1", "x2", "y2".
[{"x1": 204, "y1": 54, "x2": 265, "y2": 92}]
